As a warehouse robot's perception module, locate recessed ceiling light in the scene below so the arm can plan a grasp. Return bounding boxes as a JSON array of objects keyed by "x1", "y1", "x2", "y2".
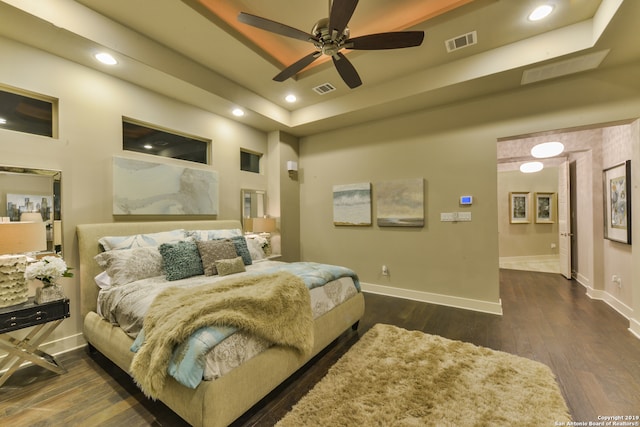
[
  {"x1": 531, "y1": 141, "x2": 564, "y2": 158},
  {"x1": 528, "y1": 5, "x2": 554, "y2": 21},
  {"x1": 95, "y1": 52, "x2": 118, "y2": 65},
  {"x1": 144, "y1": 144, "x2": 153, "y2": 149},
  {"x1": 285, "y1": 94, "x2": 297, "y2": 103},
  {"x1": 520, "y1": 161, "x2": 544, "y2": 173},
  {"x1": 232, "y1": 108, "x2": 245, "y2": 117},
  {"x1": 0, "y1": 117, "x2": 6, "y2": 125}
]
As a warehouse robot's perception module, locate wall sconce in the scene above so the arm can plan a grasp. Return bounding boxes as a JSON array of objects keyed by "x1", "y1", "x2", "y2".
[{"x1": 287, "y1": 161, "x2": 298, "y2": 179}]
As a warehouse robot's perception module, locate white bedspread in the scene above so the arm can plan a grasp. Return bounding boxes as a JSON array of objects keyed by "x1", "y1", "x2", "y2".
[{"x1": 97, "y1": 261, "x2": 359, "y2": 379}]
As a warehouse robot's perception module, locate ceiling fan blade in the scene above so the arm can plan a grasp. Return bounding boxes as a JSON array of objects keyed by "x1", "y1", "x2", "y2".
[
  {"x1": 346, "y1": 31, "x2": 425, "y2": 50},
  {"x1": 329, "y1": 0, "x2": 359, "y2": 40},
  {"x1": 238, "y1": 12, "x2": 318, "y2": 43},
  {"x1": 332, "y1": 52, "x2": 362, "y2": 89},
  {"x1": 273, "y1": 51, "x2": 322, "y2": 82}
]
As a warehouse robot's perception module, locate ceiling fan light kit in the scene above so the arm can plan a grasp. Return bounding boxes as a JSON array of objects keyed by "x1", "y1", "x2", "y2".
[{"x1": 238, "y1": 0, "x2": 425, "y2": 89}]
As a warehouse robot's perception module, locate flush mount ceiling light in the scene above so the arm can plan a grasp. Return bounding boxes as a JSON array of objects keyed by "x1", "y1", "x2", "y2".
[
  {"x1": 285, "y1": 94, "x2": 297, "y2": 103},
  {"x1": 528, "y1": 4, "x2": 554, "y2": 21},
  {"x1": 232, "y1": 108, "x2": 245, "y2": 117},
  {"x1": 520, "y1": 161, "x2": 544, "y2": 173},
  {"x1": 94, "y1": 52, "x2": 117, "y2": 65},
  {"x1": 531, "y1": 141, "x2": 564, "y2": 158}
]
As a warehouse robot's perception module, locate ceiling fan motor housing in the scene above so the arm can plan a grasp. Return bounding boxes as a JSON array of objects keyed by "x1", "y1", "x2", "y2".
[{"x1": 312, "y1": 18, "x2": 349, "y2": 56}]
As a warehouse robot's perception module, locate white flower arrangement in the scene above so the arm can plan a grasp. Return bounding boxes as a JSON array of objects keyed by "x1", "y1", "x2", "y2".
[
  {"x1": 253, "y1": 235, "x2": 269, "y2": 250},
  {"x1": 24, "y1": 256, "x2": 73, "y2": 286}
]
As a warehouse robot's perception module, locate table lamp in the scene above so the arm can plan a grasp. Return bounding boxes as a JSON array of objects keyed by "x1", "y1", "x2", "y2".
[{"x1": 0, "y1": 221, "x2": 47, "y2": 307}]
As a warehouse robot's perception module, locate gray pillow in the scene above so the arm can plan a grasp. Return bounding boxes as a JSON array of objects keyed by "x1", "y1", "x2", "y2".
[
  {"x1": 216, "y1": 236, "x2": 252, "y2": 266},
  {"x1": 196, "y1": 240, "x2": 237, "y2": 276},
  {"x1": 158, "y1": 240, "x2": 203, "y2": 281}
]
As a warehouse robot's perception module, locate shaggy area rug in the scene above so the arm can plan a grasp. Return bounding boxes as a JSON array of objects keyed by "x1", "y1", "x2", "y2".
[{"x1": 277, "y1": 324, "x2": 571, "y2": 426}]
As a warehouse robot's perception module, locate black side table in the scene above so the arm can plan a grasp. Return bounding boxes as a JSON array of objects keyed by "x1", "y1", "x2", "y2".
[{"x1": 0, "y1": 297, "x2": 70, "y2": 387}]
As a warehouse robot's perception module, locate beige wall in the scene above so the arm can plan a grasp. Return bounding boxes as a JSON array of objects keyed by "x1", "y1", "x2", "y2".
[
  {"x1": 632, "y1": 120, "x2": 640, "y2": 337},
  {"x1": 0, "y1": 36, "x2": 269, "y2": 355},
  {"x1": 497, "y1": 168, "x2": 559, "y2": 257},
  {"x1": 299, "y1": 60, "x2": 640, "y2": 324},
  {"x1": 300, "y1": 110, "x2": 502, "y2": 310},
  {"x1": 600, "y1": 125, "x2": 634, "y2": 317}
]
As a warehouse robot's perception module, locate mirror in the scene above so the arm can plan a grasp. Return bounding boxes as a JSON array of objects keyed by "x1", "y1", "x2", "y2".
[
  {"x1": 241, "y1": 189, "x2": 266, "y2": 232},
  {"x1": 0, "y1": 165, "x2": 62, "y2": 254}
]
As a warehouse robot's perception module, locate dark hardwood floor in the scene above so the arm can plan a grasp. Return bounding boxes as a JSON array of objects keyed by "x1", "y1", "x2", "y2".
[{"x1": 1, "y1": 269, "x2": 639, "y2": 426}]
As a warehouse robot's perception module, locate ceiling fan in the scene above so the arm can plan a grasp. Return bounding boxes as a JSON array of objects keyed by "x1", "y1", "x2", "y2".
[{"x1": 238, "y1": 0, "x2": 425, "y2": 89}]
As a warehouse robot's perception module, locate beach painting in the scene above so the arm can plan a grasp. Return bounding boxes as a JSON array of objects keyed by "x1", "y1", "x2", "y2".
[
  {"x1": 376, "y1": 178, "x2": 424, "y2": 227},
  {"x1": 333, "y1": 182, "x2": 372, "y2": 226},
  {"x1": 113, "y1": 157, "x2": 219, "y2": 215}
]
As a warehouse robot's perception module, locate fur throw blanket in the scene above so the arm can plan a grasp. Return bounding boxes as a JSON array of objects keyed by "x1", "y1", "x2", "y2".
[{"x1": 130, "y1": 271, "x2": 313, "y2": 398}]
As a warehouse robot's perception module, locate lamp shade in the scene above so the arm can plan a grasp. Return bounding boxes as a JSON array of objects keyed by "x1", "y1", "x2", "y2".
[
  {"x1": 252, "y1": 217, "x2": 276, "y2": 233},
  {"x1": 0, "y1": 222, "x2": 47, "y2": 255},
  {"x1": 20, "y1": 212, "x2": 43, "y2": 222}
]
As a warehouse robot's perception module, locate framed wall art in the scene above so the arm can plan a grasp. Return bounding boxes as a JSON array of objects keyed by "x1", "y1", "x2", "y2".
[
  {"x1": 333, "y1": 182, "x2": 372, "y2": 226},
  {"x1": 6, "y1": 193, "x2": 53, "y2": 222},
  {"x1": 113, "y1": 156, "x2": 219, "y2": 215},
  {"x1": 603, "y1": 160, "x2": 631, "y2": 244},
  {"x1": 509, "y1": 192, "x2": 530, "y2": 224},
  {"x1": 376, "y1": 178, "x2": 424, "y2": 227},
  {"x1": 534, "y1": 192, "x2": 555, "y2": 224}
]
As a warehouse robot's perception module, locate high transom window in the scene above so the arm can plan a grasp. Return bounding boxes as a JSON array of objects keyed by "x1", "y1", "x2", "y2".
[
  {"x1": 122, "y1": 118, "x2": 209, "y2": 164},
  {"x1": 0, "y1": 86, "x2": 56, "y2": 138}
]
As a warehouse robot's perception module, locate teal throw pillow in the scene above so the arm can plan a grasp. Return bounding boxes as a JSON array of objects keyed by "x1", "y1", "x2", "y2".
[{"x1": 159, "y1": 240, "x2": 204, "y2": 281}]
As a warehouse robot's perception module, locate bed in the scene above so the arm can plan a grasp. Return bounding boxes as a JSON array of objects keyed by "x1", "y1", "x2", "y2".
[{"x1": 77, "y1": 220, "x2": 365, "y2": 427}]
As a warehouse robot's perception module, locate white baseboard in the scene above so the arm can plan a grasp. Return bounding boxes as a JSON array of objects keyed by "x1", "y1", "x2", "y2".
[
  {"x1": 361, "y1": 282, "x2": 503, "y2": 315},
  {"x1": 629, "y1": 318, "x2": 640, "y2": 340},
  {"x1": 576, "y1": 280, "x2": 639, "y2": 342},
  {"x1": 575, "y1": 273, "x2": 591, "y2": 288}
]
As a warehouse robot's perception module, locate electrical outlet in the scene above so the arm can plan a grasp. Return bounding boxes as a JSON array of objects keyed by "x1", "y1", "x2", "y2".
[{"x1": 382, "y1": 265, "x2": 389, "y2": 276}]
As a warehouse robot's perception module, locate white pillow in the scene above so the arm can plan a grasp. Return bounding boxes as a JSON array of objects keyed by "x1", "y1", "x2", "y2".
[
  {"x1": 94, "y1": 246, "x2": 164, "y2": 286},
  {"x1": 94, "y1": 271, "x2": 112, "y2": 289},
  {"x1": 186, "y1": 228, "x2": 242, "y2": 241},
  {"x1": 98, "y1": 229, "x2": 186, "y2": 251}
]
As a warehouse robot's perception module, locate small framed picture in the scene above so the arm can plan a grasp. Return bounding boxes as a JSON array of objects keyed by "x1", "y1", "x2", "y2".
[
  {"x1": 603, "y1": 160, "x2": 631, "y2": 244},
  {"x1": 534, "y1": 192, "x2": 555, "y2": 223},
  {"x1": 509, "y1": 192, "x2": 530, "y2": 224}
]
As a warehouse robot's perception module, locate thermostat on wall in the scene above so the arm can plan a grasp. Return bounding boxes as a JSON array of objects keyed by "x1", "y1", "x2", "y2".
[{"x1": 460, "y1": 195, "x2": 473, "y2": 205}]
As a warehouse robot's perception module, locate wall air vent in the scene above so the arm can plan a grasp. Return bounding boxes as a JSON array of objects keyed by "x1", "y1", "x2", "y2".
[
  {"x1": 312, "y1": 83, "x2": 337, "y2": 95},
  {"x1": 445, "y1": 31, "x2": 477, "y2": 53},
  {"x1": 521, "y1": 50, "x2": 610, "y2": 85}
]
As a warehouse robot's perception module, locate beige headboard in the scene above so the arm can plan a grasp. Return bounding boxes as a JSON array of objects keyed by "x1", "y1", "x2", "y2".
[{"x1": 76, "y1": 220, "x2": 243, "y2": 319}]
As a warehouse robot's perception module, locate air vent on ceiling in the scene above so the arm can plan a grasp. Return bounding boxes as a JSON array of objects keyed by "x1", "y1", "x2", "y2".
[
  {"x1": 445, "y1": 31, "x2": 477, "y2": 53},
  {"x1": 521, "y1": 50, "x2": 610, "y2": 85},
  {"x1": 312, "y1": 83, "x2": 337, "y2": 95}
]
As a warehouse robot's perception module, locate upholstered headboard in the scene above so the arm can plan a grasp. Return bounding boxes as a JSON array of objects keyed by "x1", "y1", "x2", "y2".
[{"x1": 76, "y1": 220, "x2": 243, "y2": 319}]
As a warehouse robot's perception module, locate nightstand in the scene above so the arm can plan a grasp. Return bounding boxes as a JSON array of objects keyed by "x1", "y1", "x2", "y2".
[{"x1": 0, "y1": 297, "x2": 70, "y2": 387}]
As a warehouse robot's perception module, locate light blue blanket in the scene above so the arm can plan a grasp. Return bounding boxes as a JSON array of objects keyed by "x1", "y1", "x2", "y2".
[{"x1": 131, "y1": 262, "x2": 360, "y2": 389}]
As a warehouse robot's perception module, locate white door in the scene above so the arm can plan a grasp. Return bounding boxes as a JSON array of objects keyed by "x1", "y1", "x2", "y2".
[{"x1": 558, "y1": 160, "x2": 572, "y2": 279}]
